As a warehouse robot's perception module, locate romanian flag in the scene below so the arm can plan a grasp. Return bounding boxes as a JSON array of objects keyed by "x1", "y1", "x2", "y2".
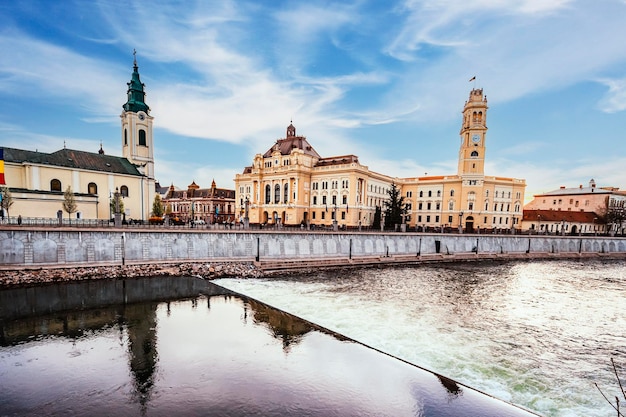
[{"x1": 0, "y1": 149, "x2": 5, "y2": 185}]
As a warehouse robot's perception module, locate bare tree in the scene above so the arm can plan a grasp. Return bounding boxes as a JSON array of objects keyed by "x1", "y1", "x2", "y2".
[
  {"x1": 62, "y1": 186, "x2": 78, "y2": 222},
  {"x1": 595, "y1": 358, "x2": 626, "y2": 417},
  {"x1": 0, "y1": 186, "x2": 14, "y2": 220}
]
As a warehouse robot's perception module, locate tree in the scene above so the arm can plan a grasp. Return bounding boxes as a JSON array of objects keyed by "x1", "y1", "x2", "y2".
[
  {"x1": 152, "y1": 194, "x2": 164, "y2": 218},
  {"x1": 110, "y1": 193, "x2": 124, "y2": 216},
  {"x1": 383, "y1": 182, "x2": 407, "y2": 227},
  {"x1": 606, "y1": 198, "x2": 626, "y2": 236},
  {"x1": 372, "y1": 206, "x2": 381, "y2": 229},
  {"x1": 62, "y1": 186, "x2": 78, "y2": 221},
  {"x1": 0, "y1": 186, "x2": 14, "y2": 219}
]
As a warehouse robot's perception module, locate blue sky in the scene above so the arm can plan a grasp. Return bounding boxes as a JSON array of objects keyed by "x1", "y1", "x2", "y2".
[{"x1": 1, "y1": 0, "x2": 625, "y2": 202}]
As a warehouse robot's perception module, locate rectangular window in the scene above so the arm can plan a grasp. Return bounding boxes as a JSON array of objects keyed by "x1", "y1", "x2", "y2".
[
  {"x1": 322, "y1": 196, "x2": 327, "y2": 205},
  {"x1": 341, "y1": 212, "x2": 346, "y2": 220},
  {"x1": 448, "y1": 215, "x2": 453, "y2": 223},
  {"x1": 332, "y1": 195, "x2": 337, "y2": 205},
  {"x1": 313, "y1": 196, "x2": 317, "y2": 205},
  {"x1": 418, "y1": 215, "x2": 422, "y2": 223},
  {"x1": 312, "y1": 212, "x2": 316, "y2": 219},
  {"x1": 321, "y1": 212, "x2": 325, "y2": 220},
  {"x1": 426, "y1": 215, "x2": 431, "y2": 222},
  {"x1": 342, "y1": 195, "x2": 347, "y2": 205},
  {"x1": 435, "y1": 215, "x2": 439, "y2": 223}
]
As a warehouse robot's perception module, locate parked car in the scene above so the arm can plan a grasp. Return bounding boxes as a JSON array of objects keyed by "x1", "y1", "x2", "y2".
[{"x1": 193, "y1": 219, "x2": 206, "y2": 225}]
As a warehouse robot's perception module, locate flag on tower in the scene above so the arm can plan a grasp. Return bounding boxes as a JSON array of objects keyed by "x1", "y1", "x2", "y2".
[
  {"x1": 0, "y1": 149, "x2": 5, "y2": 185},
  {"x1": 469, "y1": 76, "x2": 476, "y2": 82}
]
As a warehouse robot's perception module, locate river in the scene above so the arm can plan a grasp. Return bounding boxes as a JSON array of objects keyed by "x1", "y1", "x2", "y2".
[{"x1": 215, "y1": 258, "x2": 626, "y2": 417}]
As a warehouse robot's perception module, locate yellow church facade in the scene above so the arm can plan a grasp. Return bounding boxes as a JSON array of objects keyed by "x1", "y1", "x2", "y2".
[
  {"x1": 235, "y1": 89, "x2": 526, "y2": 231},
  {"x1": 1, "y1": 56, "x2": 155, "y2": 223}
]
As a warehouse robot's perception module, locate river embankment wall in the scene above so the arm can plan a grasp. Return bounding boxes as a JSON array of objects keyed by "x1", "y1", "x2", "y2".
[{"x1": 1, "y1": 228, "x2": 625, "y2": 269}]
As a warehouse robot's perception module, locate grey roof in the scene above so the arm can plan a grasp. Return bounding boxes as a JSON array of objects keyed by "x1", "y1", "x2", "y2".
[
  {"x1": 537, "y1": 186, "x2": 612, "y2": 196},
  {"x1": 2, "y1": 147, "x2": 143, "y2": 176}
]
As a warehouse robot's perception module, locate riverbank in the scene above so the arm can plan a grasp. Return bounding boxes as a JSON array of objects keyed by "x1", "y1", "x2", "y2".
[
  {"x1": 0, "y1": 261, "x2": 263, "y2": 288},
  {"x1": 1, "y1": 250, "x2": 625, "y2": 289}
]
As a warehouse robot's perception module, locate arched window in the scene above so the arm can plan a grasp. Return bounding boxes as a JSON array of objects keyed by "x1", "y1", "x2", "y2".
[
  {"x1": 139, "y1": 129, "x2": 147, "y2": 146},
  {"x1": 88, "y1": 182, "x2": 97, "y2": 194},
  {"x1": 428, "y1": 190, "x2": 432, "y2": 197},
  {"x1": 471, "y1": 150, "x2": 479, "y2": 157},
  {"x1": 283, "y1": 183, "x2": 289, "y2": 203},
  {"x1": 448, "y1": 201, "x2": 454, "y2": 210},
  {"x1": 50, "y1": 179, "x2": 62, "y2": 192},
  {"x1": 124, "y1": 129, "x2": 128, "y2": 146},
  {"x1": 437, "y1": 190, "x2": 441, "y2": 197},
  {"x1": 120, "y1": 185, "x2": 129, "y2": 197},
  {"x1": 419, "y1": 191, "x2": 423, "y2": 197},
  {"x1": 450, "y1": 190, "x2": 455, "y2": 197},
  {"x1": 274, "y1": 184, "x2": 280, "y2": 204},
  {"x1": 265, "y1": 185, "x2": 271, "y2": 204}
]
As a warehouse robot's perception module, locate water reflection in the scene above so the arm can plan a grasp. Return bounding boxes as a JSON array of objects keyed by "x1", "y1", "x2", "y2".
[{"x1": 0, "y1": 276, "x2": 537, "y2": 417}]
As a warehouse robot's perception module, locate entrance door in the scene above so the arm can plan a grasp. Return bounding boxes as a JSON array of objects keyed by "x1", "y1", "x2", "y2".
[{"x1": 465, "y1": 216, "x2": 475, "y2": 233}]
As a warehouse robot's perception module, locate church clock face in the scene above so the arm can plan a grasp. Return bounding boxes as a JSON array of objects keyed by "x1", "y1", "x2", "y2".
[
  {"x1": 138, "y1": 113, "x2": 145, "y2": 121},
  {"x1": 472, "y1": 134, "x2": 480, "y2": 143}
]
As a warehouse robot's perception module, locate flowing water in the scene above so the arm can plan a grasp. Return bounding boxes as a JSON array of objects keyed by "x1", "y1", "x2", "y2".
[{"x1": 215, "y1": 259, "x2": 626, "y2": 417}]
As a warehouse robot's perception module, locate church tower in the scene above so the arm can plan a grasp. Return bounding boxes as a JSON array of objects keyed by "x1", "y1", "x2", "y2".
[
  {"x1": 457, "y1": 88, "x2": 488, "y2": 178},
  {"x1": 121, "y1": 51, "x2": 154, "y2": 179}
]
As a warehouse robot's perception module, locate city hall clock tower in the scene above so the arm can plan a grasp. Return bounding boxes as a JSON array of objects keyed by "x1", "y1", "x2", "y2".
[{"x1": 458, "y1": 88, "x2": 488, "y2": 178}]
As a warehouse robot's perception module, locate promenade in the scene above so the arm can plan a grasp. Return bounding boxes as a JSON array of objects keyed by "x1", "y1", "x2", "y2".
[{"x1": 1, "y1": 225, "x2": 625, "y2": 287}]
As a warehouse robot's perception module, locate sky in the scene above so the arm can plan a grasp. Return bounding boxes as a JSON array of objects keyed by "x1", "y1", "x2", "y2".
[{"x1": 1, "y1": 0, "x2": 625, "y2": 203}]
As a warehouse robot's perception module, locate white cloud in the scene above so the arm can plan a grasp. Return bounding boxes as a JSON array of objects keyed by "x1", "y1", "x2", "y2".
[{"x1": 596, "y1": 77, "x2": 626, "y2": 113}]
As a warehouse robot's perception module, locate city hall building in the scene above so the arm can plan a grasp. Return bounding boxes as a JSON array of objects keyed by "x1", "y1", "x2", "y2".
[{"x1": 234, "y1": 89, "x2": 526, "y2": 231}]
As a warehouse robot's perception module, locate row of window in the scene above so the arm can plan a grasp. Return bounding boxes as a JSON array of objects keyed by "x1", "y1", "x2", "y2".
[
  {"x1": 311, "y1": 195, "x2": 348, "y2": 206},
  {"x1": 49, "y1": 179, "x2": 129, "y2": 197},
  {"x1": 417, "y1": 215, "x2": 515, "y2": 225},
  {"x1": 312, "y1": 180, "x2": 349, "y2": 190},
  {"x1": 410, "y1": 189, "x2": 520, "y2": 199}
]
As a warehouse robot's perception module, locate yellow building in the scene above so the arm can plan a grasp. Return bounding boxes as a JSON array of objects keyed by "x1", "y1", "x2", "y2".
[
  {"x1": 235, "y1": 89, "x2": 526, "y2": 231},
  {"x1": 0, "y1": 56, "x2": 155, "y2": 223}
]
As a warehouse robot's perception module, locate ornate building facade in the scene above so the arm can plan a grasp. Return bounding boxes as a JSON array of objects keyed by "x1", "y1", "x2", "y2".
[
  {"x1": 1, "y1": 55, "x2": 156, "y2": 222},
  {"x1": 235, "y1": 89, "x2": 526, "y2": 231},
  {"x1": 162, "y1": 180, "x2": 235, "y2": 224}
]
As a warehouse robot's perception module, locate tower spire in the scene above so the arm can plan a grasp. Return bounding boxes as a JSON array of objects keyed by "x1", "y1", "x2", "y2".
[{"x1": 123, "y1": 51, "x2": 149, "y2": 113}]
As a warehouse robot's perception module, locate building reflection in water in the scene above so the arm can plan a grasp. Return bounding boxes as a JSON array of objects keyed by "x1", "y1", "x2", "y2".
[{"x1": 0, "y1": 277, "x2": 537, "y2": 417}]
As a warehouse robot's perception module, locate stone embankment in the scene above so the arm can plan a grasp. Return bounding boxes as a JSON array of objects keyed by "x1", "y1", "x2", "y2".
[{"x1": 0, "y1": 262, "x2": 263, "y2": 288}]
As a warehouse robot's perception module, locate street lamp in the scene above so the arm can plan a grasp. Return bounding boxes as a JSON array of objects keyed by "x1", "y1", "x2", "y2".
[
  {"x1": 458, "y1": 211, "x2": 464, "y2": 234},
  {"x1": 537, "y1": 214, "x2": 541, "y2": 235},
  {"x1": 244, "y1": 197, "x2": 250, "y2": 229}
]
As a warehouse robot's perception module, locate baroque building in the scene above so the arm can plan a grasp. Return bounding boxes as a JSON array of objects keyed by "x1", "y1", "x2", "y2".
[
  {"x1": 234, "y1": 89, "x2": 526, "y2": 231},
  {"x1": 162, "y1": 180, "x2": 235, "y2": 224},
  {"x1": 0, "y1": 54, "x2": 156, "y2": 222}
]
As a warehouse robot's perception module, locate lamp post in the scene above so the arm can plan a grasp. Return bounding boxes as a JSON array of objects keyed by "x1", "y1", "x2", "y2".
[
  {"x1": 244, "y1": 197, "x2": 250, "y2": 229},
  {"x1": 537, "y1": 214, "x2": 541, "y2": 235},
  {"x1": 458, "y1": 211, "x2": 464, "y2": 234},
  {"x1": 332, "y1": 204, "x2": 338, "y2": 231}
]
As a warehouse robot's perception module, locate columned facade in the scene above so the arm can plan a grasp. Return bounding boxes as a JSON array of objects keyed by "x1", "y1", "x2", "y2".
[{"x1": 235, "y1": 89, "x2": 526, "y2": 231}]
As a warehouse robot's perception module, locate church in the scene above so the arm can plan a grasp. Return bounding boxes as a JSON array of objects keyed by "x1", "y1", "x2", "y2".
[{"x1": 1, "y1": 55, "x2": 156, "y2": 222}]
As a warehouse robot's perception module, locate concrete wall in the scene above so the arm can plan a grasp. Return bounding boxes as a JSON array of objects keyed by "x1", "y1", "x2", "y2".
[{"x1": 1, "y1": 229, "x2": 625, "y2": 267}]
